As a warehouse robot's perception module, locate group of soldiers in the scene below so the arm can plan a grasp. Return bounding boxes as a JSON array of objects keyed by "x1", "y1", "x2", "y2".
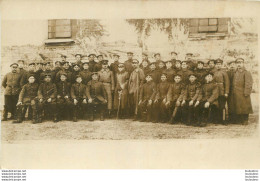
[{"x1": 1, "y1": 51, "x2": 253, "y2": 126}]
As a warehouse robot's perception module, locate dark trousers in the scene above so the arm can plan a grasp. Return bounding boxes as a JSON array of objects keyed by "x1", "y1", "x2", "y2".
[
  {"x1": 72, "y1": 98, "x2": 87, "y2": 119},
  {"x1": 17, "y1": 102, "x2": 38, "y2": 121},
  {"x1": 153, "y1": 100, "x2": 170, "y2": 122},
  {"x1": 169, "y1": 100, "x2": 182, "y2": 122},
  {"x1": 181, "y1": 101, "x2": 195, "y2": 124},
  {"x1": 128, "y1": 93, "x2": 138, "y2": 118},
  {"x1": 88, "y1": 99, "x2": 107, "y2": 117},
  {"x1": 194, "y1": 101, "x2": 218, "y2": 124},
  {"x1": 57, "y1": 97, "x2": 73, "y2": 120},
  {"x1": 138, "y1": 100, "x2": 153, "y2": 122},
  {"x1": 38, "y1": 100, "x2": 57, "y2": 120},
  {"x1": 4, "y1": 95, "x2": 19, "y2": 118},
  {"x1": 217, "y1": 96, "x2": 227, "y2": 123}
]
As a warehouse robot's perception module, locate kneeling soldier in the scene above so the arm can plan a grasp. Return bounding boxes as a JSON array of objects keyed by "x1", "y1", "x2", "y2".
[
  {"x1": 194, "y1": 72, "x2": 219, "y2": 127},
  {"x1": 38, "y1": 74, "x2": 58, "y2": 123},
  {"x1": 86, "y1": 72, "x2": 108, "y2": 121},
  {"x1": 15, "y1": 74, "x2": 39, "y2": 123},
  {"x1": 154, "y1": 73, "x2": 171, "y2": 122},
  {"x1": 181, "y1": 73, "x2": 200, "y2": 126},
  {"x1": 71, "y1": 75, "x2": 87, "y2": 122},
  {"x1": 167, "y1": 74, "x2": 186, "y2": 124},
  {"x1": 138, "y1": 74, "x2": 157, "y2": 122},
  {"x1": 56, "y1": 73, "x2": 73, "y2": 121}
]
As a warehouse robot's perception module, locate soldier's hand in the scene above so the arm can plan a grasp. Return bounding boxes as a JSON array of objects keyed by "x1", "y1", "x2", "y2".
[
  {"x1": 47, "y1": 98, "x2": 51, "y2": 102},
  {"x1": 194, "y1": 101, "x2": 199, "y2": 107},
  {"x1": 88, "y1": 98, "x2": 92, "y2": 103},
  {"x1": 148, "y1": 100, "x2": 152, "y2": 105},
  {"x1": 57, "y1": 95, "x2": 61, "y2": 98},
  {"x1": 162, "y1": 98, "x2": 166, "y2": 103},
  {"x1": 181, "y1": 100, "x2": 185, "y2": 106},
  {"x1": 74, "y1": 99, "x2": 78, "y2": 105},
  {"x1": 154, "y1": 99, "x2": 158, "y2": 103},
  {"x1": 189, "y1": 100, "x2": 194, "y2": 106},
  {"x1": 224, "y1": 93, "x2": 228, "y2": 98},
  {"x1": 204, "y1": 102, "x2": 210, "y2": 108},
  {"x1": 176, "y1": 101, "x2": 180, "y2": 107},
  {"x1": 17, "y1": 102, "x2": 22, "y2": 106},
  {"x1": 104, "y1": 99, "x2": 107, "y2": 103},
  {"x1": 65, "y1": 96, "x2": 69, "y2": 99},
  {"x1": 138, "y1": 100, "x2": 142, "y2": 105},
  {"x1": 165, "y1": 101, "x2": 170, "y2": 106},
  {"x1": 83, "y1": 99, "x2": 87, "y2": 104},
  {"x1": 39, "y1": 98, "x2": 43, "y2": 103}
]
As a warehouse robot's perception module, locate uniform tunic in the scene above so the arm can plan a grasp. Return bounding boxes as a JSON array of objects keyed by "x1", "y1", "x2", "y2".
[{"x1": 114, "y1": 71, "x2": 129, "y2": 109}]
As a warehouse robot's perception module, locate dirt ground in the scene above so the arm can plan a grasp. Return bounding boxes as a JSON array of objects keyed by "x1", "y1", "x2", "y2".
[{"x1": 1, "y1": 114, "x2": 258, "y2": 142}]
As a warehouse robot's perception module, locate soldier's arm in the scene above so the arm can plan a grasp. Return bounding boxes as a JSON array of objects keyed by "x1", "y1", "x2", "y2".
[
  {"x1": 111, "y1": 71, "x2": 115, "y2": 91},
  {"x1": 150, "y1": 83, "x2": 157, "y2": 100},
  {"x1": 208, "y1": 84, "x2": 219, "y2": 103},
  {"x1": 182, "y1": 86, "x2": 188, "y2": 101},
  {"x1": 50, "y1": 84, "x2": 57, "y2": 99},
  {"x1": 18, "y1": 85, "x2": 26, "y2": 103},
  {"x1": 223, "y1": 71, "x2": 230, "y2": 95},
  {"x1": 86, "y1": 83, "x2": 92, "y2": 99},
  {"x1": 101, "y1": 84, "x2": 108, "y2": 100},
  {"x1": 71, "y1": 84, "x2": 76, "y2": 99},
  {"x1": 139, "y1": 85, "x2": 144, "y2": 101},
  {"x1": 2, "y1": 74, "x2": 7, "y2": 88},
  {"x1": 55, "y1": 71, "x2": 60, "y2": 83},
  {"x1": 166, "y1": 85, "x2": 172, "y2": 102},
  {"x1": 244, "y1": 71, "x2": 253, "y2": 96},
  {"x1": 37, "y1": 84, "x2": 43, "y2": 99},
  {"x1": 192, "y1": 84, "x2": 201, "y2": 101},
  {"x1": 83, "y1": 85, "x2": 87, "y2": 99},
  {"x1": 155, "y1": 84, "x2": 160, "y2": 100},
  {"x1": 178, "y1": 85, "x2": 186, "y2": 102}
]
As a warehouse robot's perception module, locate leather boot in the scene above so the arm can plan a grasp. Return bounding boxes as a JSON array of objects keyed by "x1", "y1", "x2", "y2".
[
  {"x1": 89, "y1": 113, "x2": 94, "y2": 121},
  {"x1": 13, "y1": 117, "x2": 23, "y2": 124},
  {"x1": 73, "y1": 117, "x2": 77, "y2": 122}
]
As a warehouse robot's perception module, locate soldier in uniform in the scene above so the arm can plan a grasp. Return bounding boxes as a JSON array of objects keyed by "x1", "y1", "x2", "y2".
[
  {"x1": 98, "y1": 60, "x2": 115, "y2": 117},
  {"x1": 194, "y1": 60, "x2": 207, "y2": 84},
  {"x1": 88, "y1": 54, "x2": 97, "y2": 72},
  {"x1": 56, "y1": 61, "x2": 73, "y2": 83},
  {"x1": 167, "y1": 74, "x2": 186, "y2": 124},
  {"x1": 71, "y1": 64, "x2": 81, "y2": 84},
  {"x1": 128, "y1": 59, "x2": 145, "y2": 119},
  {"x1": 86, "y1": 72, "x2": 108, "y2": 121},
  {"x1": 79, "y1": 62, "x2": 92, "y2": 85},
  {"x1": 207, "y1": 59, "x2": 217, "y2": 73},
  {"x1": 71, "y1": 75, "x2": 87, "y2": 122},
  {"x1": 194, "y1": 72, "x2": 219, "y2": 126},
  {"x1": 231, "y1": 58, "x2": 253, "y2": 125},
  {"x1": 54, "y1": 61, "x2": 62, "y2": 75},
  {"x1": 212, "y1": 59, "x2": 230, "y2": 124},
  {"x1": 2, "y1": 63, "x2": 23, "y2": 120},
  {"x1": 185, "y1": 53, "x2": 196, "y2": 71},
  {"x1": 17, "y1": 59, "x2": 27, "y2": 77},
  {"x1": 110, "y1": 54, "x2": 120, "y2": 76},
  {"x1": 181, "y1": 73, "x2": 200, "y2": 126},
  {"x1": 170, "y1": 51, "x2": 178, "y2": 66},
  {"x1": 141, "y1": 53, "x2": 150, "y2": 64},
  {"x1": 61, "y1": 55, "x2": 67, "y2": 65},
  {"x1": 177, "y1": 60, "x2": 193, "y2": 85},
  {"x1": 162, "y1": 60, "x2": 176, "y2": 83},
  {"x1": 113, "y1": 63, "x2": 129, "y2": 119},
  {"x1": 157, "y1": 60, "x2": 166, "y2": 75},
  {"x1": 153, "y1": 73, "x2": 172, "y2": 122},
  {"x1": 40, "y1": 62, "x2": 55, "y2": 83},
  {"x1": 15, "y1": 74, "x2": 39, "y2": 124},
  {"x1": 75, "y1": 54, "x2": 83, "y2": 68},
  {"x1": 124, "y1": 52, "x2": 134, "y2": 74},
  {"x1": 56, "y1": 73, "x2": 73, "y2": 121},
  {"x1": 37, "y1": 74, "x2": 57, "y2": 123},
  {"x1": 94, "y1": 55, "x2": 103, "y2": 72},
  {"x1": 148, "y1": 62, "x2": 160, "y2": 84},
  {"x1": 174, "y1": 59, "x2": 182, "y2": 72},
  {"x1": 154, "y1": 53, "x2": 162, "y2": 67},
  {"x1": 21, "y1": 62, "x2": 38, "y2": 86},
  {"x1": 140, "y1": 59, "x2": 150, "y2": 76},
  {"x1": 138, "y1": 74, "x2": 157, "y2": 122}
]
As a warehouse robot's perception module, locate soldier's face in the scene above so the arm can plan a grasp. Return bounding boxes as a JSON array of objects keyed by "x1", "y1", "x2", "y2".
[
  {"x1": 75, "y1": 55, "x2": 81, "y2": 61},
  {"x1": 208, "y1": 62, "x2": 215, "y2": 68},
  {"x1": 46, "y1": 64, "x2": 51, "y2": 70},
  {"x1": 127, "y1": 54, "x2": 133, "y2": 60},
  {"x1": 102, "y1": 64, "x2": 108, "y2": 69},
  {"x1": 63, "y1": 64, "x2": 69, "y2": 69},
  {"x1": 28, "y1": 77, "x2": 35, "y2": 83},
  {"x1": 181, "y1": 63, "x2": 187, "y2": 69},
  {"x1": 62, "y1": 57, "x2": 66, "y2": 61},
  {"x1": 229, "y1": 62, "x2": 236, "y2": 69},
  {"x1": 83, "y1": 64, "x2": 89, "y2": 70},
  {"x1": 197, "y1": 63, "x2": 204, "y2": 69},
  {"x1": 215, "y1": 63, "x2": 222, "y2": 69},
  {"x1": 159, "y1": 62, "x2": 165, "y2": 69},
  {"x1": 45, "y1": 77, "x2": 51, "y2": 82},
  {"x1": 18, "y1": 62, "x2": 24, "y2": 68},
  {"x1": 161, "y1": 75, "x2": 167, "y2": 82},
  {"x1": 189, "y1": 75, "x2": 196, "y2": 83},
  {"x1": 174, "y1": 76, "x2": 181, "y2": 83},
  {"x1": 60, "y1": 75, "x2": 67, "y2": 81},
  {"x1": 114, "y1": 56, "x2": 119, "y2": 61},
  {"x1": 205, "y1": 74, "x2": 213, "y2": 82},
  {"x1": 11, "y1": 66, "x2": 18, "y2": 73},
  {"x1": 74, "y1": 66, "x2": 80, "y2": 71},
  {"x1": 28, "y1": 65, "x2": 35, "y2": 71},
  {"x1": 150, "y1": 64, "x2": 156, "y2": 70},
  {"x1": 89, "y1": 56, "x2": 94, "y2": 61},
  {"x1": 155, "y1": 55, "x2": 161, "y2": 61},
  {"x1": 132, "y1": 62, "x2": 138, "y2": 68},
  {"x1": 236, "y1": 61, "x2": 244, "y2": 68},
  {"x1": 171, "y1": 53, "x2": 177, "y2": 59},
  {"x1": 175, "y1": 62, "x2": 181, "y2": 68},
  {"x1": 98, "y1": 56, "x2": 103, "y2": 61},
  {"x1": 118, "y1": 66, "x2": 124, "y2": 72},
  {"x1": 55, "y1": 62, "x2": 61, "y2": 67},
  {"x1": 92, "y1": 75, "x2": 98, "y2": 81},
  {"x1": 146, "y1": 76, "x2": 152, "y2": 82},
  {"x1": 186, "y1": 55, "x2": 192, "y2": 60},
  {"x1": 142, "y1": 61, "x2": 148, "y2": 68},
  {"x1": 166, "y1": 62, "x2": 172, "y2": 68},
  {"x1": 142, "y1": 55, "x2": 147, "y2": 60},
  {"x1": 76, "y1": 77, "x2": 82, "y2": 83}
]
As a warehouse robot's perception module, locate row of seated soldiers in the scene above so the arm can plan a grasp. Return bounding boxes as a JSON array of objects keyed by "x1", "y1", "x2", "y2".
[{"x1": 2, "y1": 53, "x2": 253, "y2": 126}]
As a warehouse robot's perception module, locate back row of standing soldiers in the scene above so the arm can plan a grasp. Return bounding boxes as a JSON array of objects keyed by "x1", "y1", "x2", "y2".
[{"x1": 2, "y1": 52, "x2": 253, "y2": 126}]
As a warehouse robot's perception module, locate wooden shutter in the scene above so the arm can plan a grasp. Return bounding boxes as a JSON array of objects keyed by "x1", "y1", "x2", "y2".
[{"x1": 48, "y1": 19, "x2": 72, "y2": 39}]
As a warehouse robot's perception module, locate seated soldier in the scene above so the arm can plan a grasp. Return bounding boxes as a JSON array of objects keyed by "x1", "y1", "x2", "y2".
[
  {"x1": 86, "y1": 72, "x2": 108, "y2": 121},
  {"x1": 167, "y1": 74, "x2": 186, "y2": 124},
  {"x1": 15, "y1": 74, "x2": 39, "y2": 124},
  {"x1": 56, "y1": 73, "x2": 73, "y2": 121},
  {"x1": 138, "y1": 74, "x2": 157, "y2": 122},
  {"x1": 181, "y1": 73, "x2": 200, "y2": 126},
  {"x1": 154, "y1": 73, "x2": 171, "y2": 123},
  {"x1": 38, "y1": 74, "x2": 57, "y2": 123},
  {"x1": 194, "y1": 72, "x2": 219, "y2": 127},
  {"x1": 71, "y1": 75, "x2": 88, "y2": 122}
]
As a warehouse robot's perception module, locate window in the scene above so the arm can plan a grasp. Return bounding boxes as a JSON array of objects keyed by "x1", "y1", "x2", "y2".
[
  {"x1": 48, "y1": 19, "x2": 72, "y2": 39},
  {"x1": 189, "y1": 18, "x2": 229, "y2": 35}
]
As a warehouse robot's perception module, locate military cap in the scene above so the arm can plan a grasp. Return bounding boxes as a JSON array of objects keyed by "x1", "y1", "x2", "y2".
[
  {"x1": 97, "y1": 54, "x2": 103, "y2": 58},
  {"x1": 154, "y1": 53, "x2": 160, "y2": 57},
  {"x1": 28, "y1": 62, "x2": 35, "y2": 66},
  {"x1": 88, "y1": 54, "x2": 96, "y2": 57},
  {"x1": 73, "y1": 63, "x2": 80, "y2": 67},
  {"x1": 186, "y1": 53, "x2": 193, "y2": 56},
  {"x1": 60, "y1": 72, "x2": 67, "y2": 77},
  {"x1": 207, "y1": 59, "x2": 216, "y2": 64},
  {"x1": 55, "y1": 60, "x2": 61, "y2": 65},
  {"x1": 62, "y1": 61, "x2": 69, "y2": 65},
  {"x1": 118, "y1": 63, "x2": 125, "y2": 68},
  {"x1": 165, "y1": 60, "x2": 173, "y2": 63},
  {"x1": 44, "y1": 74, "x2": 52, "y2": 78},
  {"x1": 17, "y1": 59, "x2": 25, "y2": 63},
  {"x1": 101, "y1": 59, "x2": 109, "y2": 65},
  {"x1": 61, "y1": 55, "x2": 67, "y2": 58},
  {"x1": 197, "y1": 60, "x2": 205, "y2": 64},
  {"x1": 171, "y1": 51, "x2": 178, "y2": 55},
  {"x1": 82, "y1": 61, "x2": 89, "y2": 65},
  {"x1": 132, "y1": 59, "x2": 139, "y2": 64},
  {"x1": 204, "y1": 72, "x2": 214, "y2": 77},
  {"x1": 161, "y1": 73, "x2": 168, "y2": 77},
  {"x1": 142, "y1": 52, "x2": 148, "y2": 56},
  {"x1": 91, "y1": 72, "x2": 99, "y2": 76},
  {"x1": 75, "y1": 54, "x2": 82, "y2": 57},
  {"x1": 215, "y1": 59, "x2": 223, "y2": 64},
  {"x1": 113, "y1": 54, "x2": 120, "y2": 57},
  {"x1": 181, "y1": 60, "x2": 188, "y2": 64},
  {"x1": 10, "y1": 63, "x2": 18, "y2": 67},
  {"x1": 127, "y1": 52, "x2": 133, "y2": 55},
  {"x1": 188, "y1": 72, "x2": 197, "y2": 77},
  {"x1": 235, "y1": 58, "x2": 244, "y2": 63},
  {"x1": 174, "y1": 74, "x2": 182, "y2": 78},
  {"x1": 146, "y1": 74, "x2": 153, "y2": 78},
  {"x1": 175, "y1": 59, "x2": 182, "y2": 63}
]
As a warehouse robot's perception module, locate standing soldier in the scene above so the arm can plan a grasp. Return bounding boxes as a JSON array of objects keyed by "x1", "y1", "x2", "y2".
[
  {"x1": 185, "y1": 53, "x2": 196, "y2": 71},
  {"x1": 113, "y1": 63, "x2": 129, "y2": 119},
  {"x1": 207, "y1": 59, "x2": 217, "y2": 73},
  {"x1": 212, "y1": 59, "x2": 230, "y2": 124},
  {"x1": 167, "y1": 74, "x2": 186, "y2": 124},
  {"x1": 110, "y1": 54, "x2": 120, "y2": 77},
  {"x1": 71, "y1": 75, "x2": 87, "y2": 122},
  {"x1": 124, "y1": 52, "x2": 134, "y2": 74},
  {"x1": 94, "y1": 55, "x2": 103, "y2": 72},
  {"x1": 157, "y1": 60, "x2": 166, "y2": 75},
  {"x1": 194, "y1": 60, "x2": 207, "y2": 84},
  {"x1": 56, "y1": 61, "x2": 73, "y2": 83},
  {"x1": 181, "y1": 73, "x2": 200, "y2": 126},
  {"x1": 138, "y1": 74, "x2": 157, "y2": 122},
  {"x1": 37, "y1": 74, "x2": 57, "y2": 123},
  {"x1": 232, "y1": 58, "x2": 253, "y2": 125},
  {"x1": 40, "y1": 62, "x2": 55, "y2": 83},
  {"x1": 86, "y1": 72, "x2": 108, "y2": 121},
  {"x1": 170, "y1": 51, "x2": 178, "y2": 66},
  {"x1": 15, "y1": 74, "x2": 39, "y2": 124},
  {"x1": 2, "y1": 63, "x2": 23, "y2": 121},
  {"x1": 194, "y1": 72, "x2": 219, "y2": 126},
  {"x1": 174, "y1": 59, "x2": 182, "y2": 72},
  {"x1": 75, "y1": 54, "x2": 83, "y2": 68},
  {"x1": 141, "y1": 53, "x2": 150, "y2": 64},
  {"x1": 154, "y1": 73, "x2": 172, "y2": 122},
  {"x1": 56, "y1": 73, "x2": 73, "y2": 121},
  {"x1": 154, "y1": 53, "x2": 162, "y2": 68},
  {"x1": 128, "y1": 59, "x2": 145, "y2": 119},
  {"x1": 88, "y1": 54, "x2": 97, "y2": 72},
  {"x1": 71, "y1": 64, "x2": 81, "y2": 84},
  {"x1": 148, "y1": 62, "x2": 160, "y2": 84},
  {"x1": 79, "y1": 62, "x2": 92, "y2": 85},
  {"x1": 98, "y1": 60, "x2": 115, "y2": 117},
  {"x1": 21, "y1": 62, "x2": 38, "y2": 86},
  {"x1": 53, "y1": 61, "x2": 62, "y2": 76},
  {"x1": 162, "y1": 60, "x2": 176, "y2": 83},
  {"x1": 227, "y1": 60, "x2": 237, "y2": 123},
  {"x1": 177, "y1": 61, "x2": 193, "y2": 85},
  {"x1": 140, "y1": 59, "x2": 150, "y2": 76},
  {"x1": 17, "y1": 59, "x2": 27, "y2": 77},
  {"x1": 60, "y1": 55, "x2": 67, "y2": 65}
]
